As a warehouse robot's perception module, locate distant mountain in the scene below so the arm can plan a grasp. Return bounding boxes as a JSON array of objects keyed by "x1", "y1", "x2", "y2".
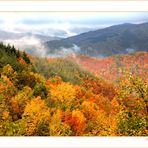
[
  {"x1": 45, "y1": 22, "x2": 148, "y2": 57},
  {"x1": 0, "y1": 30, "x2": 60, "y2": 42}
]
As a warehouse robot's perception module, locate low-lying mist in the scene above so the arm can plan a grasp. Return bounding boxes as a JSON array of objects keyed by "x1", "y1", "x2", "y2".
[
  {"x1": 2, "y1": 36, "x2": 47, "y2": 57},
  {"x1": 2, "y1": 36, "x2": 82, "y2": 58}
]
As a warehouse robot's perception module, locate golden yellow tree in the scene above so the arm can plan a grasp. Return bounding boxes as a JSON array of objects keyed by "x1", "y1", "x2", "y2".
[
  {"x1": 23, "y1": 96, "x2": 50, "y2": 136},
  {"x1": 50, "y1": 82, "x2": 76, "y2": 110},
  {"x1": 49, "y1": 109, "x2": 72, "y2": 136}
]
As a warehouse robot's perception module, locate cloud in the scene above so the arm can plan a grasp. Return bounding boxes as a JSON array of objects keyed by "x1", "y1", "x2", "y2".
[
  {"x1": 2, "y1": 34, "x2": 82, "y2": 58},
  {"x1": 126, "y1": 48, "x2": 135, "y2": 53},
  {"x1": 0, "y1": 22, "x2": 77, "y2": 37},
  {"x1": 0, "y1": 12, "x2": 148, "y2": 38},
  {"x1": 0, "y1": 19, "x2": 109, "y2": 38},
  {"x1": 3, "y1": 36, "x2": 47, "y2": 57},
  {"x1": 42, "y1": 44, "x2": 81, "y2": 58},
  {"x1": 1, "y1": 12, "x2": 148, "y2": 59}
]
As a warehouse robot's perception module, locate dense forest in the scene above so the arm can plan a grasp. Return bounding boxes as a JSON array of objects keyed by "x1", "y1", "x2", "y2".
[
  {"x1": 0, "y1": 42, "x2": 148, "y2": 136},
  {"x1": 76, "y1": 52, "x2": 148, "y2": 82}
]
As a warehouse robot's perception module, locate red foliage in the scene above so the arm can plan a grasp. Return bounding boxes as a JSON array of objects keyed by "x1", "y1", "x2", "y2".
[
  {"x1": 82, "y1": 77, "x2": 117, "y2": 100},
  {"x1": 75, "y1": 52, "x2": 148, "y2": 82}
]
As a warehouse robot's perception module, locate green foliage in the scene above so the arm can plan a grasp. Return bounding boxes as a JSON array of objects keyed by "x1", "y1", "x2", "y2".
[
  {"x1": 126, "y1": 75, "x2": 148, "y2": 100},
  {"x1": 2, "y1": 120, "x2": 26, "y2": 136},
  {"x1": 34, "y1": 58, "x2": 93, "y2": 85},
  {"x1": 118, "y1": 111, "x2": 147, "y2": 136},
  {"x1": 118, "y1": 73, "x2": 148, "y2": 115},
  {"x1": 0, "y1": 50, "x2": 22, "y2": 72},
  {"x1": 14, "y1": 71, "x2": 36, "y2": 89},
  {"x1": 0, "y1": 42, "x2": 31, "y2": 72},
  {"x1": 22, "y1": 51, "x2": 31, "y2": 64},
  {"x1": 37, "y1": 122, "x2": 49, "y2": 136},
  {"x1": 33, "y1": 83, "x2": 47, "y2": 99}
]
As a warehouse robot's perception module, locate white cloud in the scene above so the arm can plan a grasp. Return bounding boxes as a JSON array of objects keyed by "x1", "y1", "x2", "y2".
[
  {"x1": 0, "y1": 12, "x2": 147, "y2": 58},
  {"x1": 0, "y1": 12, "x2": 148, "y2": 38},
  {"x1": 3, "y1": 36, "x2": 47, "y2": 57},
  {"x1": 0, "y1": 18, "x2": 110, "y2": 37},
  {"x1": 45, "y1": 44, "x2": 82, "y2": 58}
]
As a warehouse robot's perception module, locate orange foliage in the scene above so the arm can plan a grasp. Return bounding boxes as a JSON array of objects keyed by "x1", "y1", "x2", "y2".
[
  {"x1": 64, "y1": 110, "x2": 86, "y2": 136},
  {"x1": 2, "y1": 111, "x2": 9, "y2": 120},
  {"x1": 82, "y1": 77, "x2": 117, "y2": 100},
  {"x1": 11, "y1": 97, "x2": 21, "y2": 113},
  {"x1": 76, "y1": 52, "x2": 148, "y2": 82},
  {"x1": 111, "y1": 98, "x2": 120, "y2": 114},
  {"x1": 81, "y1": 101, "x2": 99, "y2": 122},
  {"x1": 18, "y1": 57, "x2": 27, "y2": 65},
  {"x1": 0, "y1": 49, "x2": 148, "y2": 136}
]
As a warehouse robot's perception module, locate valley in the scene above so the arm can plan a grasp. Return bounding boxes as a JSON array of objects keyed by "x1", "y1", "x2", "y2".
[{"x1": 0, "y1": 21, "x2": 148, "y2": 136}]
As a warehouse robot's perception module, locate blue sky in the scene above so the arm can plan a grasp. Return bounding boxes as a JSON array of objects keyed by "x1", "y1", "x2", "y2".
[{"x1": 0, "y1": 12, "x2": 148, "y2": 37}]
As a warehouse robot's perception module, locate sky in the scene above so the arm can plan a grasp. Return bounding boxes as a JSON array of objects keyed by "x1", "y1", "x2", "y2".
[{"x1": 0, "y1": 12, "x2": 148, "y2": 38}]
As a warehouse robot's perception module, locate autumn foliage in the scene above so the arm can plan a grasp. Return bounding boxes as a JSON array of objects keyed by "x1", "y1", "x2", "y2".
[
  {"x1": 76, "y1": 52, "x2": 148, "y2": 82},
  {"x1": 0, "y1": 43, "x2": 148, "y2": 136}
]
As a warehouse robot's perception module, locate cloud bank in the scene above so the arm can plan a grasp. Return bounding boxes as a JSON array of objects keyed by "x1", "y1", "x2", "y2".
[
  {"x1": 2, "y1": 35, "x2": 82, "y2": 58},
  {"x1": 0, "y1": 12, "x2": 148, "y2": 38},
  {"x1": 3, "y1": 36, "x2": 47, "y2": 57},
  {"x1": 0, "y1": 12, "x2": 148, "y2": 58}
]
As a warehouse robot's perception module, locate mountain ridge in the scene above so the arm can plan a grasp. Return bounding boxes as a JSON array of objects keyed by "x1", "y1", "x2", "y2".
[{"x1": 45, "y1": 22, "x2": 148, "y2": 57}]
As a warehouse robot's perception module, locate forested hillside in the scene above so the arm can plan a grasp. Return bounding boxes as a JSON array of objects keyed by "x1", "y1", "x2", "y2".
[
  {"x1": 76, "y1": 52, "x2": 148, "y2": 82},
  {"x1": 0, "y1": 43, "x2": 148, "y2": 136},
  {"x1": 45, "y1": 22, "x2": 148, "y2": 57}
]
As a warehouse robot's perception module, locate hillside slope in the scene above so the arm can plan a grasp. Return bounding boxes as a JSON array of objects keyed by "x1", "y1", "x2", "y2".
[
  {"x1": 46, "y1": 22, "x2": 148, "y2": 57},
  {"x1": 0, "y1": 43, "x2": 148, "y2": 136},
  {"x1": 75, "y1": 52, "x2": 148, "y2": 82}
]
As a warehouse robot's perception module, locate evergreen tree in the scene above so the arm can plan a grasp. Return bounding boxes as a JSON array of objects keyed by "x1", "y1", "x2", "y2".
[{"x1": 22, "y1": 51, "x2": 31, "y2": 64}]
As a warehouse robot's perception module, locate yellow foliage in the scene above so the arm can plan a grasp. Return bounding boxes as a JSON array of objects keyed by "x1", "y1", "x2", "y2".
[
  {"x1": 81, "y1": 101, "x2": 99, "y2": 121},
  {"x1": 31, "y1": 72, "x2": 46, "y2": 84},
  {"x1": 49, "y1": 110, "x2": 72, "y2": 136},
  {"x1": 97, "y1": 114, "x2": 118, "y2": 136},
  {"x1": 2, "y1": 64, "x2": 14, "y2": 76},
  {"x1": 23, "y1": 96, "x2": 50, "y2": 135},
  {"x1": 51, "y1": 82, "x2": 76, "y2": 103},
  {"x1": 11, "y1": 86, "x2": 33, "y2": 113},
  {"x1": 0, "y1": 75, "x2": 16, "y2": 98},
  {"x1": 2, "y1": 111, "x2": 9, "y2": 120},
  {"x1": 72, "y1": 109, "x2": 86, "y2": 123},
  {"x1": 24, "y1": 96, "x2": 50, "y2": 121},
  {"x1": 1, "y1": 75, "x2": 13, "y2": 86}
]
